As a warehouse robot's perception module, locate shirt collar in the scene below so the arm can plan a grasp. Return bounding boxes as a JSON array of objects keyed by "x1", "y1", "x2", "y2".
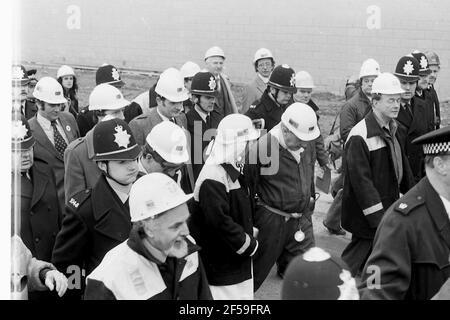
[
  {"x1": 439, "y1": 195, "x2": 450, "y2": 218},
  {"x1": 36, "y1": 112, "x2": 53, "y2": 131},
  {"x1": 194, "y1": 104, "x2": 209, "y2": 122},
  {"x1": 257, "y1": 73, "x2": 269, "y2": 84},
  {"x1": 270, "y1": 124, "x2": 302, "y2": 163},
  {"x1": 105, "y1": 177, "x2": 130, "y2": 203},
  {"x1": 373, "y1": 111, "x2": 397, "y2": 135},
  {"x1": 138, "y1": 157, "x2": 149, "y2": 174}
]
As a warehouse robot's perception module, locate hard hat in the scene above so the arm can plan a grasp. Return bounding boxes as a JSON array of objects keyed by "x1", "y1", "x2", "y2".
[
  {"x1": 180, "y1": 61, "x2": 201, "y2": 79},
  {"x1": 88, "y1": 83, "x2": 130, "y2": 111},
  {"x1": 92, "y1": 118, "x2": 141, "y2": 161},
  {"x1": 253, "y1": 48, "x2": 274, "y2": 64},
  {"x1": 56, "y1": 65, "x2": 75, "y2": 79},
  {"x1": 32, "y1": 77, "x2": 67, "y2": 104},
  {"x1": 359, "y1": 58, "x2": 380, "y2": 78},
  {"x1": 12, "y1": 65, "x2": 29, "y2": 86},
  {"x1": 268, "y1": 64, "x2": 297, "y2": 93},
  {"x1": 95, "y1": 64, "x2": 124, "y2": 87},
  {"x1": 411, "y1": 51, "x2": 431, "y2": 76},
  {"x1": 206, "y1": 114, "x2": 260, "y2": 165},
  {"x1": 204, "y1": 46, "x2": 225, "y2": 61},
  {"x1": 281, "y1": 102, "x2": 320, "y2": 141},
  {"x1": 129, "y1": 172, "x2": 193, "y2": 222},
  {"x1": 371, "y1": 73, "x2": 405, "y2": 95},
  {"x1": 11, "y1": 113, "x2": 35, "y2": 150},
  {"x1": 155, "y1": 67, "x2": 189, "y2": 102},
  {"x1": 282, "y1": 247, "x2": 359, "y2": 300},
  {"x1": 295, "y1": 71, "x2": 315, "y2": 89},
  {"x1": 190, "y1": 71, "x2": 218, "y2": 97},
  {"x1": 394, "y1": 55, "x2": 420, "y2": 81},
  {"x1": 424, "y1": 51, "x2": 440, "y2": 66},
  {"x1": 146, "y1": 121, "x2": 189, "y2": 164}
]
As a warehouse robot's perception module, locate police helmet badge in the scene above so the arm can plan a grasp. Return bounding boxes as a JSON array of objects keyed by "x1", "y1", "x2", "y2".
[{"x1": 113, "y1": 124, "x2": 131, "y2": 148}]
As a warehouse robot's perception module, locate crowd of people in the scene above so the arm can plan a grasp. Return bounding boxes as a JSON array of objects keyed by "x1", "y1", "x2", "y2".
[{"x1": 10, "y1": 46, "x2": 450, "y2": 300}]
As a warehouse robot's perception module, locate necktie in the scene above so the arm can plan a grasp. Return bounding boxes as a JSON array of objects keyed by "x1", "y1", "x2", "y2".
[
  {"x1": 205, "y1": 114, "x2": 211, "y2": 128},
  {"x1": 51, "y1": 120, "x2": 67, "y2": 157}
]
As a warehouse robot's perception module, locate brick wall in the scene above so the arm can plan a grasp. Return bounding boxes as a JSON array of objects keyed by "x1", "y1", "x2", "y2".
[{"x1": 17, "y1": 0, "x2": 450, "y2": 99}]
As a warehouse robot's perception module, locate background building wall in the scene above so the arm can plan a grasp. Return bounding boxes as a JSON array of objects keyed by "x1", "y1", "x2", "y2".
[{"x1": 16, "y1": 0, "x2": 450, "y2": 98}]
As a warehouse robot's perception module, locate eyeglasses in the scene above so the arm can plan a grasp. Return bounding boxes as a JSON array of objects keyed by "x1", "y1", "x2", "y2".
[{"x1": 257, "y1": 62, "x2": 273, "y2": 68}]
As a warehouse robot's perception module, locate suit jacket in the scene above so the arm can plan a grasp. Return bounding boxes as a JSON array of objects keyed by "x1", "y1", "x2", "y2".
[
  {"x1": 29, "y1": 112, "x2": 80, "y2": 214},
  {"x1": 12, "y1": 158, "x2": 62, "y2": 262},
  {"x1": 23, "y1": 99, "x2": 38, "y2": 120},
  {"x1": 64, "y1": 129, "x2": 101, "y2": 203},
  {"x1": 241, "y1": 75, "x2": 267, "y2": 114}
]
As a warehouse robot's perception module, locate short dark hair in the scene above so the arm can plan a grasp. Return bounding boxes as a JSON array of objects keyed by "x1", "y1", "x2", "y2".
[{"x1": 371, "y1": 93, "x2": 382, "y2": 102}]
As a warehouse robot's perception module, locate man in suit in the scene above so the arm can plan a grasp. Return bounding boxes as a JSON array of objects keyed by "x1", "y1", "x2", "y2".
[
  {"x1": 204, "y1": 46, "x2": 238, "y2": 119},
  {"x1": 28, "y1": 77, "x2": 79, "y2": 214},
  {"x1": 12, "y1": 64, "x2": 38, "y2": 120},
  {"x1": 185, "y1": 71, "x2": 222, "y2": 180},
  {"x1": 64, "y1": 83, "x2": 129, "y2": 203},
  {"x1": 11, "y1": 114, "x2": 64, "y2": 300},
  {"x1": 241, "y1": 48, "x2": 275, "y2": 114},
  {"x1": 129, "y1": 68, "x2": 194, "y2": 192}
]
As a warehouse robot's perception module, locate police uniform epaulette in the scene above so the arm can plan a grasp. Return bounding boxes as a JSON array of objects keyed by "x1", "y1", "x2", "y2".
[
  {"x1": 67, "y1": 189, "x2": 92, "y2": 211},
  {"x1": 394, "y1": 195, "x2": 425, "y2": 216},
  {"x1": 67, "y1": 137, "x2": 84, "y2": 150},
  {"x1": 134, "y1": 114, "x2": 149, "y2": 120}
]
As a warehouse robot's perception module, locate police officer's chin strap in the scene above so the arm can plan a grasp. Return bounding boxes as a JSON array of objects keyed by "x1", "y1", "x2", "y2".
[
  {"x1": 102, "y1": 161, "x2": 131, "y2": 187},
  {"x1": 269, "y1": 88, "x2": 283, "y2": 107}
]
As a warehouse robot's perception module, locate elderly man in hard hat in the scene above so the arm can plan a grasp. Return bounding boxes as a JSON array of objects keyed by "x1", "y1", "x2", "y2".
[
  {"x1": 425, "y1": 51, "x2": 441, "y2": 130},
  {"x1": 340, "y1": 58, "x2": 380, "y2": 142},
  {"x1": 394, "y1": 55, "x2": 431, "y2": 183},
  {"x1": 12, "y1": 64, "x2": 38, "y2": 120},
  {"x1": 84, "y1": 173, "x2": 212, "y2": 300},
  {"x1": 204, "y1": 46, "x2": 238, "y2": 118},
  {"x1": 64, "y1": 83, "x2": 129, "y2": 202},
  {"x1": 189, "y1": 114, "x2": 260, "y2": 299},
  {"x1": 341, "y1": 73, "x2": 415, "y2": 277},
  {"x1": 28, "y1": 77, "x2": 80, "y2": 214},
  {"x1": 360, "y1": 125, "x2": 450, "y2": 300},
  {"x1": 185, "y1": 71, "x2": 222, "y2": 181},
  {"x1": 241, "y1": 48, "x2": 275, "y2": 114},
  {"x1": 246, "y1": 64, "x2": 297, "y2": 132},
  {"x1": 139, "y1": 121, "x2": 192, "y2": 194},
  {"x1": 52, "y1": 118, "x2": 141, "y2": 299},
  {"x1": 245, "y1": 103, "x2": 320, "y2": 290},
  {"x1": 180, "y1": 61, "x2": 201, "y2": 113},
  {"x1": 77, "y1": 64, "x2": 125, "y2": 137}
]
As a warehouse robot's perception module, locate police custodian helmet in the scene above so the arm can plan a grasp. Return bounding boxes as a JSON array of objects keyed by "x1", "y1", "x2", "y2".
[
  {"x1": 267, "y1": 64, "x2": 297, "y2": 93},
  {"x1": 190, "y1": 71, "x2": 218, "y2": 97}
]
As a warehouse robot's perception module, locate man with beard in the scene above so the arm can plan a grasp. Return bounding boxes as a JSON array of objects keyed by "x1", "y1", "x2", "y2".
[
  {"x1": 245, "y1": 64, "x2": 297, "y2": 132},
  {"x1": 84, "y1": 173, "x2": 212, "y2": 300}
]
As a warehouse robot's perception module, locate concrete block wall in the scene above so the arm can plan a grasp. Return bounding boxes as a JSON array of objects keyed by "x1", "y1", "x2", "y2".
[{"x1": 16, "y1": 0, "x2": 450, "y2": 99}]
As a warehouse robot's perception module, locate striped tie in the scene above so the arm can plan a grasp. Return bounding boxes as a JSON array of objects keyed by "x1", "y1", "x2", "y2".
[{"x1": 51, "y1": 120, "x2": 67, "y2": 157}]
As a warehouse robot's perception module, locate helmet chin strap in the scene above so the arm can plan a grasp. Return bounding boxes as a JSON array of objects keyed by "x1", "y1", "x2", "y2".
[{"x1": 103, "y1": 162, "x2": 130, "y2": 187}]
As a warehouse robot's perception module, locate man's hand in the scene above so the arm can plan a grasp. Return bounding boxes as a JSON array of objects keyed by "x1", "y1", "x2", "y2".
[{"x1": 45, "y1": 270, "x2": 68, "y2": 297}]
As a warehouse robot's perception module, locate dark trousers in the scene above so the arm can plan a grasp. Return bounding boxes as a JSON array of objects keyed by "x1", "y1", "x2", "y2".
[
  {"x1": 253, "y1": 206, "x2": 315, "y2": 291},
  {"x1": 323, "y1": 173, "x2": 344, "y2": 230},
  {"x1": 341, "y1": 235, "x2": 373, "y2": 277}
]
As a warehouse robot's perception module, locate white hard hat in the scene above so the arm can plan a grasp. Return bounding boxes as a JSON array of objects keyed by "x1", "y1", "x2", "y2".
[
  {"x1": 155, "y1": 67, "x2": 189, "y2": 102},
  {"x1": 253, "y1": 48, "x2": 274, "y2": 63},
  {"x1": 204, "y1": 46, "x2": 225, "y2": 61},
  {"x1": 32, "y1": 77, "x2": 67, "y2": 104},
  {"x1": 130, "y1": 173, "x2": 193, "y2": 222},
  {"x1": 359, "y1": 58, "x2": 381, "y2": 78},
  {"x1": 371, "y1": 72, "x2": 405, "y2": 95},
  {"x1": 88, "y1": 83, "x2": 130, "y2": 111},
  {"x1": 281, "y1": 102, "x2": 320, "y2": 141},
  {"x1": 180, "y1": 61, "x2": 201, "y2": 79},
  {"x1": 295, "y1": 71, "x2": 315, "y2": 89},
  {"x1": 57, "y1": 65, "x2": 75, "y2": 79},
  {"x1": 146, "y1": 121, "x2": 189, "y2": 163}
]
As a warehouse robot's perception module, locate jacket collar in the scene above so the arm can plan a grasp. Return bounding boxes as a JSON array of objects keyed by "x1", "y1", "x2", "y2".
[
  {"x1": 357, "y1": 88, "x2": 371, "y2": 104},
  {"x1": 86, "y1": 129, "x2": 95, "y2": 159},
  {"x1": 29, "y1": 115, "x2": 63, "y2": 161},
  {"x1": 91, "y1": 174, "x2": 131, "y2": 241},
  {"x1": 221, "y1": 163, "x2": 241, "y2": 182},
  {"x1": 365, "y1": 111, "x2": 389, "y2": 139}
]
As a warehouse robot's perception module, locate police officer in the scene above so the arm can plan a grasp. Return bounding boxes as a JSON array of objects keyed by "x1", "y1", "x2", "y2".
[
  {"x1": 245, "y1": 103, "x2": 320, "y2": 290},
  {"x1": 204, "y1": 46, "x2": 239, "y2": 117},
  {"x1": 12, "y1": 64, "x2": 38, "y2": 120},
  {"x1": 84, "y1": 173, "x2": 212, "y2": 300},
  {"x1": 139, "y1": 121, "x2": 192, "y2": 193},
  {"x1": 245, "y1": 64, "x2": 297, "y2": 132},
  {"x1": 185, "y1": 71, "x2": 222, "y2": 180},
  {"x1": 394, "y1": 55, "x2": 430, "y2": 183},
  {"x1": 360, "y1": 125, "x2": 450, "y2": 300},
  {"x1": 180, "y1": 61, "x2": 201, "y2": 114},
  {"x1": 52, "y1": 118, "x2": 141, "y2": 299},
  {"x1": 424, "y1": 51, "x2": 441, "y2": 129},
  {"x1": 241, "y1": 48, "x2": 275, "y2": 114},
  {"x1": 77, "y1": 64, "x2": 125, "y2": 137},
  {"x1": 64, "y1": 83, "x2": 130, "y2": 202},
  {"x1": 190, "y1": 114, "x2": 260, "y2": 300}
]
